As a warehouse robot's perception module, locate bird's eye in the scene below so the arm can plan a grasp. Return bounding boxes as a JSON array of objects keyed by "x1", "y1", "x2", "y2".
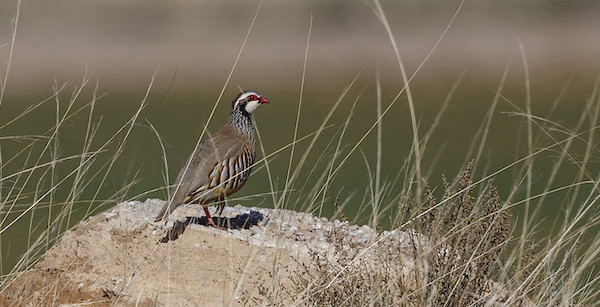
[{"x1": 248, "y1": 95, "x2": 258, "y2": 100}]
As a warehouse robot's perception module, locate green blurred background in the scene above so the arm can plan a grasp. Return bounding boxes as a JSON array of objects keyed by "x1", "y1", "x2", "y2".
[{"x1": 1, "y1": 0, "x2": 600, "y2": 273}]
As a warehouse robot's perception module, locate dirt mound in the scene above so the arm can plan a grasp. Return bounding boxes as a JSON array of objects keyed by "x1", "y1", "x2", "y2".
[
  {"x1": 0, "y1": 199, "x2": 527, "y2": 306},
  {"x1": 0, "y1": 200, "x2": 399, "y2": 305}
]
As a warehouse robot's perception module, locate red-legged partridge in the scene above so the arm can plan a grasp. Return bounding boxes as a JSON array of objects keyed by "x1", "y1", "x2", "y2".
[{"x1": 155, "y1": 90, "x2": 269, "y2": 228}]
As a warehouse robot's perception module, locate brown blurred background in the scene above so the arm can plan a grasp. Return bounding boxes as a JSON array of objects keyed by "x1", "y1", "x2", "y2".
[{"x1": 1, "y1": 0, "x2": 599, "y2": 91}]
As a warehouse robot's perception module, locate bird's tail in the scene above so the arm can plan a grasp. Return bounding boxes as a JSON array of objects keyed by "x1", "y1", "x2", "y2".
[
  {"x1": 154, "y1": 200, "x2": 175, "y2": 222},
  {"x1": 156, "y1": 176, "x2": 188, "y2": 221}
]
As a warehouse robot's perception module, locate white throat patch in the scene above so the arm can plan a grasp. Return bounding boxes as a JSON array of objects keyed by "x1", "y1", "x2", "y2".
[{"x1": 244, "y1": 99, "x2": 261, "y2": 113}]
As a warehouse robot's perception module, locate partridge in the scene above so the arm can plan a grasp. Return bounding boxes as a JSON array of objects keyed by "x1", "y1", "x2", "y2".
[{"x1": 155, "y1": 90, "x2": 269, "y2": 228}]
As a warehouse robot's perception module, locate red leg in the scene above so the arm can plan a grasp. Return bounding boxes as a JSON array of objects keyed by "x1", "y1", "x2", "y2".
[{"x1": 203, "y1": 206, "x2": 225, "y2": 230}]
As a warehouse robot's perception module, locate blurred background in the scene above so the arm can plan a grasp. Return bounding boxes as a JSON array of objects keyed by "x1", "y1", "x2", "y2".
[
  {"x1": 1, "y1": 0, "x2": 600, "y2": 90},
  {"x1": 1, "y1": 0, "x2": 600, "y2": 273}
]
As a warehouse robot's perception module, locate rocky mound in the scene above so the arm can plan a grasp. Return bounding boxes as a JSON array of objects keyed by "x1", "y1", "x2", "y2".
[
  {"x1": 0, "y1": 200, "x2": 412, "y2": 305},
  {"x1": 0, "y1": 199, "x2": 524, "y2": 306}
]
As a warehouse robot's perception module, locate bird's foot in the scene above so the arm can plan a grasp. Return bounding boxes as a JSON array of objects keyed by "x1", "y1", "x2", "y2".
[
  {"x1": 207, "y1": 216, "x2": 226, "y2": 230},
  {"x1": 203, "y1": 206, "x2": 226, "y2": 230}
]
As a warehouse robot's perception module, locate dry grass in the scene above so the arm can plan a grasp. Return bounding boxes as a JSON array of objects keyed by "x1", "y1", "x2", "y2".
[{"x1": 267, "y1": 163, "x2": 517, "y2": 306}]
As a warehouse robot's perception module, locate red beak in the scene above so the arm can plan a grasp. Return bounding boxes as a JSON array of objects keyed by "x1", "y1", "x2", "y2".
[{"x1": 259, "y1": 97, "x2": 270, "y2": 104}]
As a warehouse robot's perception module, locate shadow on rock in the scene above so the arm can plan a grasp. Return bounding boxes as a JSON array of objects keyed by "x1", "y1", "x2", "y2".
[{"x1": 159, "y1": 211, "x2": 264, "y2": 243}]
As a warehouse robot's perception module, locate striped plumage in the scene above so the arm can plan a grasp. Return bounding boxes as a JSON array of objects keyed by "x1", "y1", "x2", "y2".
[{"x1": 155, "y1": 90, "x2": 269, "y2": 227}]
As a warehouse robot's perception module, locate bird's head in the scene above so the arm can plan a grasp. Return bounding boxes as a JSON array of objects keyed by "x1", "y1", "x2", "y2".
[{"x1": 232, "y1": 90, "x2": 269, "y2": 114}]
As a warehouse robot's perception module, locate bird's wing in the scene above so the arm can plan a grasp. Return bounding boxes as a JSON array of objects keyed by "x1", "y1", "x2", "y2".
[
  {"x1": 173, "y1": 131, "x2": 251, "y2": 203},
  {"x1": 155, "y1": 129, "x2": 252, "y2": 221},
  {"x1": 187, "y1": 142, "x2": 253, "y2": 202}
]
